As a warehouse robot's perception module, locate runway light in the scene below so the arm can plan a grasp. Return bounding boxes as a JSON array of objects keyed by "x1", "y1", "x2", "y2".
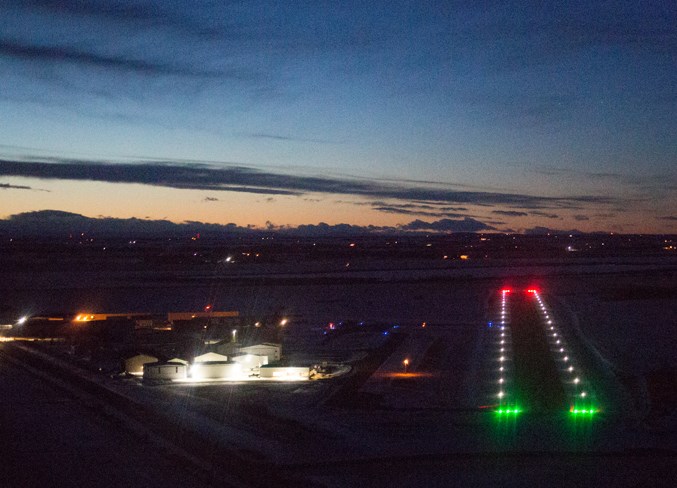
[
  {"x1": 574, "y1": 377, "x2": 580, "y2": 384},
  {"x1": 570, "y1": 408, "x2": 598, "y2": 416},
  {"x1": 496, "y1": 407, "x2": 522, "y2": 415}
]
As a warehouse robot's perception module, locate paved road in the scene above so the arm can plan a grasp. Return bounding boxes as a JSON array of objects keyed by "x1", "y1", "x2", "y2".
[{"x1": 0, "y1": 346, "x2": 207, "y2": 488}]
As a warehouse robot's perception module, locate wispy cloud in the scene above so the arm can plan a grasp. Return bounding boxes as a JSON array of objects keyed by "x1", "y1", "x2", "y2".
[
  {"x1": 1, "y1": 182, "x2": 32, "y2": 190},
  {"x1": 242, "y1": 133, "x2": 342, "y2": 144},
  {"x1": 0, "y1": 39, "x2": 231, "y2": 78},
  {"x1": 531, "y1": 210, "x2": 560, "y2": 219},
  {"x1": 0, "y1": 157, "x2": 620, "y2": 211},
  {"x1": 0, "y1": 181, "x2": 48, "y2": 191},
  {"x1": 366, "y1": 201, "x2": 473, "y2": 219},
  {"x1": 492, "y1": 210, "x2": 528, "y2": 217}
]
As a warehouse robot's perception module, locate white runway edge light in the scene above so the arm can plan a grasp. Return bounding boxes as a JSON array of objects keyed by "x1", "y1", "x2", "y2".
[
  {"x1": 491, "y1": 289, "x2": 520, "y2": 415},
  {"x1": 529, "y1": 290, "x2": 599, "y2": 416}
]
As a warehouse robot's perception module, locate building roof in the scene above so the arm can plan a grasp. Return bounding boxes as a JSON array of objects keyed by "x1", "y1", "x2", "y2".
[{"x1": 194, "y1": 351, "x2": 229, "y2": 363}]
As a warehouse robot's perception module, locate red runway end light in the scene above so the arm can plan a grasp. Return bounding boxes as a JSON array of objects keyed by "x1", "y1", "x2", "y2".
[
  {"x1": 526, "y1": 288, "x2": 539, "y2": 294},
  {"x1": 500, "y1": 288, "x2": 512, "y2": 294}
]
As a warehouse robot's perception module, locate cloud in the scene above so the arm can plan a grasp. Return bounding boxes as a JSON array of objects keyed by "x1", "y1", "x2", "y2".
[
  {"x1": 492, "y1": 210, "x2": 528, "y2": 217},
  {"x1": 531, "y1": 211, "x2": 560, "y2": 219},
  {"x1": 370, "y1": 202, "x2": 469, "y2": 219},
  {"x1": 1, "y1": 182, "x2": 37, "y2": 190},
  {"x1": 573, "y1": 214, "x2": 590, "y2": 221},
  {"x1": 242, "y1": 133, "x2": 341, "y2": 144},
  {"x1": 12, "y1": 0, "x2": 162, "y2": 22},
  {"x1": 0, "y1": 210, "x2": 499, "y2": 237},
  {"x1": 401, "y1": 218, "x2": 495, "y2": 232},
  {"x1": 0, "y1": 157, "x2": 619, "y2": 211},
  {"x1": 203, "y1": 196, "x2": 219, "y2": 202},
  {"x1": 281, "y1": 222, "x2": 394, "y2": 237},
  {"x1": 656, "y1": 216, "x2": 677, "y2": 221},
  {"x1": 530, "y1": 166, "x2": 625, "y2": 181},
  {"x1": 0, "y1": 39, "x2": 225, "y2": 78},
  {"x1": 461, "y1": 2, "x2": 677, "y2": 73},
  {"x1": 0, "y1": 210, "x2": 247, "y2": 237}
]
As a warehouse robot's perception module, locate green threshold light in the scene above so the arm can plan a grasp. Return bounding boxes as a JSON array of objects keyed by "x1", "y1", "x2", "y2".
[
  {"x1": 495, "y1": 407, "x2": 522, "y2": 415},
  {"x1": 569, "y1": 407, "x2": 599, "y2": 416}
]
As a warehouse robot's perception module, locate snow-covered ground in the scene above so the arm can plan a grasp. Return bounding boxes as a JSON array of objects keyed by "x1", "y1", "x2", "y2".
[{"x1": 3, "y1": 257, "x2": 676, "y2": 485}]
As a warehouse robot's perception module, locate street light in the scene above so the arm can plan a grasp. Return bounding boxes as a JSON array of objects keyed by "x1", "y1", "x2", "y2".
[{"x1": 403, "y1": 358, "x2": 410, "y2": 372}]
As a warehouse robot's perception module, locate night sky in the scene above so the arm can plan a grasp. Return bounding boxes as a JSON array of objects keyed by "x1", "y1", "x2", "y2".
[{"x1": 1, "y1": 1, "x2": 675, "y2": 233}]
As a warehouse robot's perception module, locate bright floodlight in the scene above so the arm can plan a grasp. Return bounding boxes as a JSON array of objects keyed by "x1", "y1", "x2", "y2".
[{"x1": 17, "y1": 316, "x2": 27, "y2": 325}]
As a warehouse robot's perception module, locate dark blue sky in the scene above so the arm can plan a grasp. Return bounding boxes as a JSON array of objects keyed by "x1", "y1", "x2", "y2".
[{"x1": 1, "y1": 1, "x2": 675, "y2": 233}]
